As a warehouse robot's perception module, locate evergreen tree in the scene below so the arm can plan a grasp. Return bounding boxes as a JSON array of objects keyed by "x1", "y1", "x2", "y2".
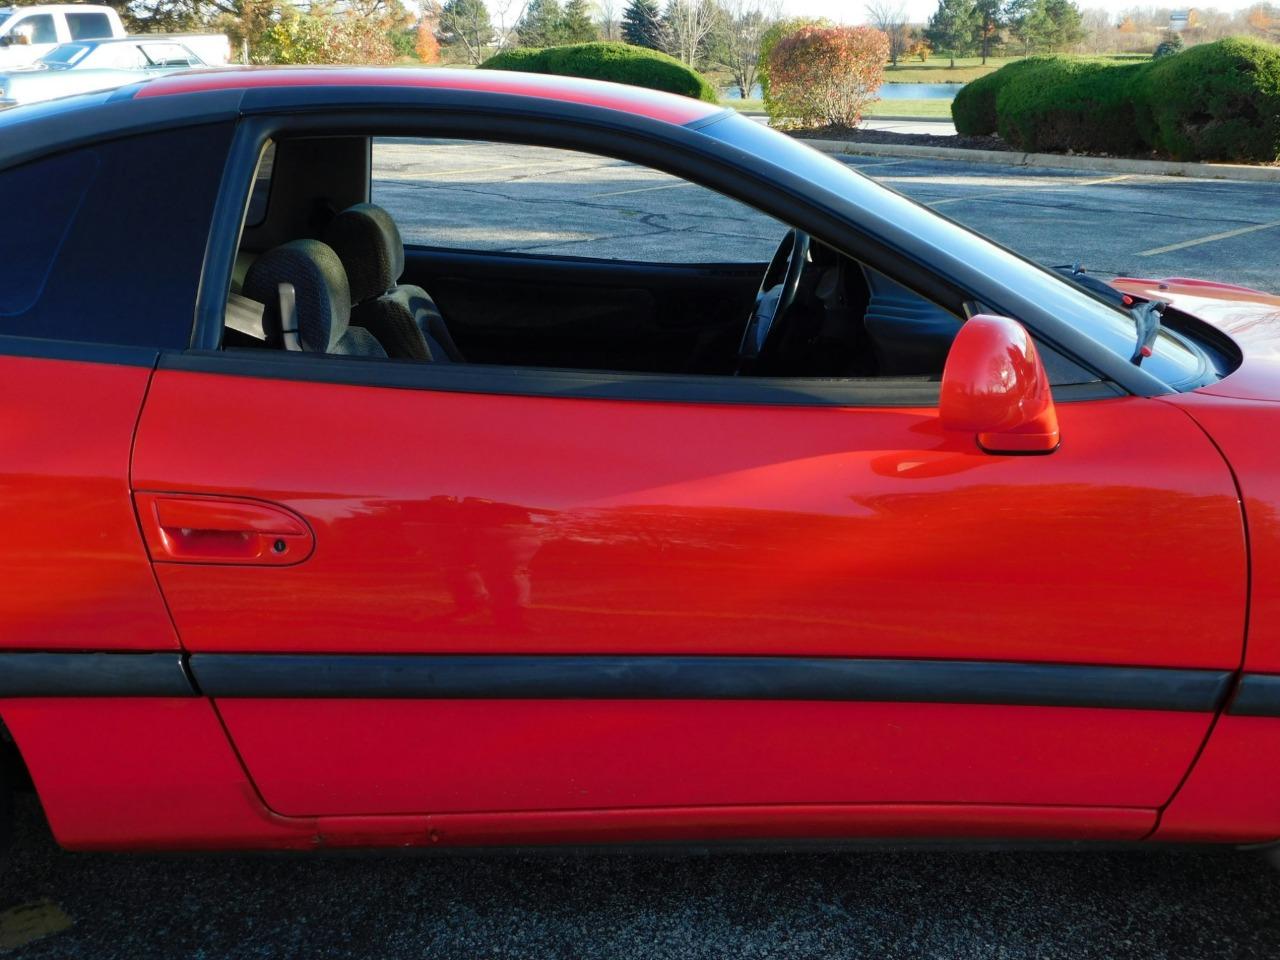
[
  {"x1": 518, "y1": 0, "x2": 565, "y2": 47},
  {"x1": 561, "y1": 0, "x2": 598, "y2": 42},
  {"x1": 973, "y1": 0, "x2": 1003, "y2": 63},
  {"x1": 1005, "y1": 0, "x2": 1080, "y2": 54},
  {"x1": 924, "y1": 0, "x2": 979, "y2": 67},
  {"x1": 621, "y1": 0, "x2": 664, "y2": 49},
  {"x1": 1043, "y1": 0, "x2": 1084, "y2": 48}
]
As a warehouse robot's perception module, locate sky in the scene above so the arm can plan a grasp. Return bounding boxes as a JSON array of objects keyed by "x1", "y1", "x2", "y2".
[{"x1": 785, "y1": 0, "x2": 1269, "y2": 25}]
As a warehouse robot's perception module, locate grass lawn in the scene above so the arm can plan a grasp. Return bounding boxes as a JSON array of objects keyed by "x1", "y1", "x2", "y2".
[
  {"x1": 882, "y1": 56, "x2": 1016, "y2": 83},
  {"x1": 721, "y1": 98, "x2": 953, "y2": 119},
  {"x1": 866, "y1": 98, "x2": 953, "y2": 118}
]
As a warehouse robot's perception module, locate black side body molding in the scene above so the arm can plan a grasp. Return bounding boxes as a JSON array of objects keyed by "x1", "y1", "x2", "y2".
[
  {"x1": 189, "y1": 654, "x2": 1232, "y2": 712},
  {"x1": 0, "y1": 653, "x2": 195, "y2": 697},
  {"x1": 1229, "y1": 674, "x2": 1280, "y2": 716}
]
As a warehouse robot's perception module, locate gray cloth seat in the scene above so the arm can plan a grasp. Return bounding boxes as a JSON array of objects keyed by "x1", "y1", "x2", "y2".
[
  {"x1": 242, "y1": 239, "x2": 386, "y2": 358},
  {"x1": 323, "y1": 203, "x2": 463, "y2": 363}
]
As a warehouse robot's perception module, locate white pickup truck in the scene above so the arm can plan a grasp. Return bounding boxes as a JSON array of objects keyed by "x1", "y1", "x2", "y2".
[{"x1": 0, "y1": 5, "x2": 229, "y2": 68}]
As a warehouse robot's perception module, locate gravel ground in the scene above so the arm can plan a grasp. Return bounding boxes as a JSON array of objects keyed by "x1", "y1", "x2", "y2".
[{"x1": 5, "y1": 796, "x2": 1280, "y2": 959}]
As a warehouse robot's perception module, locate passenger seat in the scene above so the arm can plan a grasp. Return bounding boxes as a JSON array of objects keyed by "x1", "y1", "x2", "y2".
[
  {"x1": 242, "y1": 240, "x2": 387, "y2": 357},
  {"x1": 323, "y1": 203, "x2": 463, "y2": 363}
]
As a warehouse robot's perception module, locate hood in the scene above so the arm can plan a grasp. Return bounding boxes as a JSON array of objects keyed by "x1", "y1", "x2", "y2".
[{"x1": 1110, "y1": 276, "x2": 1280, "y2": 403}]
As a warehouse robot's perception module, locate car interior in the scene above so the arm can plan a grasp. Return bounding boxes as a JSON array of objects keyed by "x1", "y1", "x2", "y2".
[{"x1": 223, "y1": 135, "x2": 967, "y2": 381}]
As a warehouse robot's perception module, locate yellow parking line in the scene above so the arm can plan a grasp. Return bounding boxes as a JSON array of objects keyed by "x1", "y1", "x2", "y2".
[
  {"x1": 927, "y1": 174, "x2": 1131, "y2": 207},
  {"x1": 1138, "y1": 218, "x2": 1280, "y2": 257},
  {"x1": 589, "y1": 182, "x2": 695, "y2": 199}
]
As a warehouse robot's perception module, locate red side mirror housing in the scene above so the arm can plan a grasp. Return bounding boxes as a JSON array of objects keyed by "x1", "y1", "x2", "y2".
[{"x1": 940, "y1": 314, "x2": 1060, "y2": 454}]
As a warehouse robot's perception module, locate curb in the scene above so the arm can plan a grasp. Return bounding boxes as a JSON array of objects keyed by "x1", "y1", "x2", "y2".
[{"x1": 799, "y1": 137, "x2": 1280, "y2": 182}]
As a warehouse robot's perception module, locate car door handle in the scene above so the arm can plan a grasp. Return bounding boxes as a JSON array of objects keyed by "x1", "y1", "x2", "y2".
[{"x1": 134, "y1": 493, "x2": 314, "y2": 565}]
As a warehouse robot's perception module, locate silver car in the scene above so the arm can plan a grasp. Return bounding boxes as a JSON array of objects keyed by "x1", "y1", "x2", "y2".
[{"x1": 0, "y1": 36, "x2": 204, "y2": 107}]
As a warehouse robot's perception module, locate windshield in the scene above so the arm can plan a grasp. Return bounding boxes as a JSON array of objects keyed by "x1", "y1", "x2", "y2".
[
  {"x1": 0, "y1": 11, "x2": 10, "y2": 28},
  {"x1": 38, "y1": 44, "x2": 91, "y2": 67}
]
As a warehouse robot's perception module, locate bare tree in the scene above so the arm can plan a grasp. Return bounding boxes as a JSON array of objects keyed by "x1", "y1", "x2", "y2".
[
  {"x1": 661, "y1": 0, "x2": 718, "y2": 67},
  {"x1": 595, "y1": 0, "x2": 621, "y2": 39},
  {"x1": 490, "y1": 0, "x2": 531, "y2": 52},
  {"x1": 863, "y1": 0, "x2": 909, "y2": 66},
  {"x1": 719, "y1": 0, "x2": 778, "y2": 99}
]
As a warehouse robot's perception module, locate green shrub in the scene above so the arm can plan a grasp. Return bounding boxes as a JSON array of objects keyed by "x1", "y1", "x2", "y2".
[
  {"x1": 1137, "y1": 37, "x2": 1280, "y2": 163},
  {"x1": 995, "y1": 57, "x2": 1148, "y2": 155},
  {"x1": 481, "y1": 46, "x2": 546, "y2": 70},
  {"x1": 956, "y1": 39, "x2": 1280, "y2": 163},
  {"x1": 481, "y1": 41, "x2": 719, "y2": 102},
  {"x1": 951, "y1": 56, "x2": 1049, "y2": 135}
]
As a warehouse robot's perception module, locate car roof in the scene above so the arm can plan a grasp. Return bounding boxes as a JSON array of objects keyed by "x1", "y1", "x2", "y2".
[{"x1": 131, "y1": 67, "x2": 726, "y2": 127}]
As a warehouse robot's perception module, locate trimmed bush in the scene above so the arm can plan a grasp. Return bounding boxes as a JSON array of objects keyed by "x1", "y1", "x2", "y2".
[
  {"x1": 951, "y1": 55, "x2": 1051, "y2": 136},
  {"x1": 1137, "y1": 37, "x2": 1280, "y2": 163},
  {"x1": 481, "y1": 42, "x2": 719, "y2": 102},
  {"x1": 995, "y1": 57, "x2": 1148, "y2": 155},
  {"x1": 766, "y1": 26, "x2": 889, "y2": 129},
  {"x1": 952, "y1": 38, "x2": 1280, "y2": 163}
]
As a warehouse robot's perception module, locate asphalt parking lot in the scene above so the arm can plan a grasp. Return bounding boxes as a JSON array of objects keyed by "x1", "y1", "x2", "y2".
[
  {"x1": 4, "y1": 143, "x2": 1280, "y2": 959},
  {"x1": 6, "y1": 795, "x2": 1280, "y2": 959},
  {"x1": 369, "y1": 138, "x2": 1280, "y2": 293}
]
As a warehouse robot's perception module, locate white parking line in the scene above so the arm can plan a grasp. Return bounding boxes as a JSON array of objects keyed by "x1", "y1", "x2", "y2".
[
  {"x1": 589, "y1": 182, "x2": 694, "y2": 198},
  {"x1": 926, "y1": 174, "x2": 1132, "y2": 207},
  {"x1": 1138, "y1": 218, "x2": 1280, "y2": 257}
]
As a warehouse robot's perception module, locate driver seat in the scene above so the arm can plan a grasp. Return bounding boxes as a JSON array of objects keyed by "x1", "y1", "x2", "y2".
[{"x1": 323, "y1": 203, "x2": 464, "y2": 363}]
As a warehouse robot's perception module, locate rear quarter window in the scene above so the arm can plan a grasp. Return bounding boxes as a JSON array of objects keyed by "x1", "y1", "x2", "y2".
[
  {"x1": 0, "y1": 123, "x2": 234, "y2": 350},
  {"x1": 66, "y1": 12, "x2": 112, "y2": 40}
]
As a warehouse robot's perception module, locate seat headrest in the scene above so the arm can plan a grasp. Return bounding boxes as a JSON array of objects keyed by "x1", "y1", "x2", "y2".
[
  {"x1": 322, "y1": 203, "x2": 406, "y2": 303},
  {"x1": 242, "y1": 240, "x2": 352, "y2": 353}
]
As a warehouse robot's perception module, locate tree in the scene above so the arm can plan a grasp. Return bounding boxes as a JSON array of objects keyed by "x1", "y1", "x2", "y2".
[
  {"x1": 1005, "y1": 0, "x2": 1046, "y2": 55},
  {"x1": 661, "y1": 0, "x2": 717, "y2": 66},
  {"x1": 1043, "y1": 0, "x2": 1084, "y2": 48},
  {"x1": 973, "y1": 0, "x2": 1002, "y2": 63},
  {"x1": 518, "y1": 0, "x2": 565, "y2": 46},
  {"x1": 596, "y1": 0, "x2": 621, "y2": 39},
  {"x1": 416, "y1": 18, "x2": 442, "y2": 61},
  {"x1": 716, "y1": 0, "x2": 777, "y2": 98},
  {"x1": 561, "y1": 0, "x2": 598, "y2": 41},
  {"x1": 439, "y1": 0, "x2": 494, "y2": 62},
  {"x1": 924, "y1": 0, "x2": 978, "y2": 67},
  {"x1": 621, "y1": 0, "x2": 664, "y2": 48},
  {"x1": 864, "y1": 0, "x2": 909, "y2": 67}
]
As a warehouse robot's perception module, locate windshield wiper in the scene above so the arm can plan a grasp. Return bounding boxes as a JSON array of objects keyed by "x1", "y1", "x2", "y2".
[{"x1": 1130, "y1": 299, "x2": 1166, "y2": 366}]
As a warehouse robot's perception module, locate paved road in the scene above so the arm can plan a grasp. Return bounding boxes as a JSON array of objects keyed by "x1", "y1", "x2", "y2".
[
  {"x1": 371, "y1": 139, "x2": 1279, "y2": 294},
  {"x1": 5, "y1": 142, "x2": 1280, "y2": 958},
  {"x1": 5, "y1": 795, "x2": 1280, "y2": 959}
]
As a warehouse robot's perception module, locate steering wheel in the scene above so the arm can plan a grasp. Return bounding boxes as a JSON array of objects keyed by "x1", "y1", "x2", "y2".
[{"x1": 737, "y1": 229, "x2": 810, "y2": 375}]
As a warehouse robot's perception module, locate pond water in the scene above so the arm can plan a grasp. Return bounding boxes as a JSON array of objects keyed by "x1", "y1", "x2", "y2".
[{"x1": 722, "y1": 81, "x2": 961, "y2": 100}]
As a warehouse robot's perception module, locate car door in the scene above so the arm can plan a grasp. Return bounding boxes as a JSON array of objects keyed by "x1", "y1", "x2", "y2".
[
  {"x1": 128, "y1": 119, "x2": 1247, "y2": 840},
  {"x1": 132, "y1": 364, "x2": 1243, "y2": 827}
]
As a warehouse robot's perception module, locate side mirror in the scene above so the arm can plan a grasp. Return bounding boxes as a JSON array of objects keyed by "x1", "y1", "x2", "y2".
[{"x1": 939, "y1": 314, "x2": 1060, "y2": 454}]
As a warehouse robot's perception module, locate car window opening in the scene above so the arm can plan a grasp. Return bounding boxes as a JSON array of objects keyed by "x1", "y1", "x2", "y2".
[{"x1": 223, "y1": 135, "x2": 970, "y2": 383}]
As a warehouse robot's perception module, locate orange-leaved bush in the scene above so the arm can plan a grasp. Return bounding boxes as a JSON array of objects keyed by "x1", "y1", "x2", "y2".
[
  {"x1": 415, "y1": 20, "x2": 441, "y2": 63},
  {"x1": 766, "y1": 26, "x2": 890, "y2": 129}
]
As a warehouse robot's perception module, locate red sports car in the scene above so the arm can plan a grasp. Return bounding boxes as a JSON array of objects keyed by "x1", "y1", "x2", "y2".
[{"x1": 2, "y1": 67, "x2": 1280, "y2": 853}]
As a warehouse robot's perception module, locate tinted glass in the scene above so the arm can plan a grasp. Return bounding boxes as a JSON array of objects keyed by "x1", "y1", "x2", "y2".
[
  {"x1": 37, "y1": 43, "x2": 88, "y2": 66},
  {"x1": 0, "y1": 122, "x2": 235, "y2": 349},
  {"x1": 19, "y1": 14, "x2": 57, "y2": 43},
  {"x1": 65, "y1": 12, "x2": 111, "y2": 40}
]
